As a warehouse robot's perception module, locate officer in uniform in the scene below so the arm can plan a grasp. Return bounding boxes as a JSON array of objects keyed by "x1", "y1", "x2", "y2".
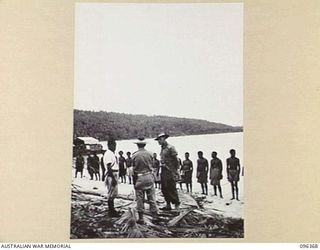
[
  {"x1": 132, "y1": 137, "x2": 158, "y2": 224},
  {"x1": 155, "y1": 133, "x2": 180, "y2": 211}
]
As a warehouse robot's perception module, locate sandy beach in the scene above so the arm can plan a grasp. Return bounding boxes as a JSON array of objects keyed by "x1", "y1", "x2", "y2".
[
  {"x1": 70, "y1": 165, "x2": 244, "y2": 239},
  {"x1": 72, "y1": 168, "x2": 244, "y2": 219}
]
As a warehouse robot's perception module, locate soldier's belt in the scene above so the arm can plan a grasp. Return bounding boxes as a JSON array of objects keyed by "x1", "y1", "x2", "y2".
[{"x1": 137, "y1": 171, "x2": 152, "y2": 177}]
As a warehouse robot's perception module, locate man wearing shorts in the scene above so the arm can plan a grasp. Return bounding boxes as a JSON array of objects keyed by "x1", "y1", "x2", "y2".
[
  {"x1": 103, "y1": 139, "x2": 121, "y2": 217},
  {"x1": 226, "y1": 149, "x2": 241, "y2": 201}
]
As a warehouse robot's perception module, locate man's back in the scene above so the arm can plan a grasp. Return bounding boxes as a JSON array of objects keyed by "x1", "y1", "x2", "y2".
[{"x1": 132, "y1": 149, "x2": 153, "y2": 174}]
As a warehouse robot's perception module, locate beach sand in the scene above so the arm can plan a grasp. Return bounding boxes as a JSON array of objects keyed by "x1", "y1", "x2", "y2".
[{"x1": 71, "y1": 168, "x2": 244, "y2": 219}]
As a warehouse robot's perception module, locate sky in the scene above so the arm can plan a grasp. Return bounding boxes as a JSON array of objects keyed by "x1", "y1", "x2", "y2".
[{"x1": 74, "y1": 3, "x2": 243, "y2": 126}]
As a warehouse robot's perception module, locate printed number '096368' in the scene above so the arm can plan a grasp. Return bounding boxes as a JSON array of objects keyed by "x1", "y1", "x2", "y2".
[{"x1": 300, "y1": 244, "x2": 318, "y2": 248}]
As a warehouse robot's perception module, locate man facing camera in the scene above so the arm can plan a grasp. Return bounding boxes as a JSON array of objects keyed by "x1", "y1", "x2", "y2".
[
  {"x1": 155, "y1": 133, "x2": 180, "y2": 211},
  {"x1": 103, "y1": 139, "x2": 121, "y2": 217}
]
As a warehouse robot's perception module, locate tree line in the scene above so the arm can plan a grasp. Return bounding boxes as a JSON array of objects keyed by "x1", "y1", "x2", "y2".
[{"x1": 73, "y1": 109, "x2": 243, "y2": 141}]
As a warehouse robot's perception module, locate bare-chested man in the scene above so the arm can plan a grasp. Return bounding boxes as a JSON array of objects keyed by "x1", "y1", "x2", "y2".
[{"x1": 226, "y1": 149, "x2": 241, "y2": 201}]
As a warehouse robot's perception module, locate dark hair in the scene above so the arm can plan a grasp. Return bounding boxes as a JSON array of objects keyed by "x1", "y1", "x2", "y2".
[
  {"x1": 198, "y1": 151, "x2": 203, "y2": 155},
  {"x1": 230, "y1": 149, "x2": 236, "y2": 153},
  {"x1": 107, "y1": 138, "x2": 116, "y2": 146},
  {"x1": 119, "y1": 151, "x2": 123, "y2": 154},
  {"x1": 185, "y1": 152, "x2": 189, "y2": 155},
  {"x1": 212, "y1": 151, "x2": 217, "y2": 155},
  {"x1": 127, "y1": 152, "x2": 131, "y2": 155}
]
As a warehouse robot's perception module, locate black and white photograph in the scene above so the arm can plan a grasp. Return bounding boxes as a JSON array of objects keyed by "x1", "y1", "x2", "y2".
[{"x1": 71, "y1": 3, "x2": 243, "y2": 239}]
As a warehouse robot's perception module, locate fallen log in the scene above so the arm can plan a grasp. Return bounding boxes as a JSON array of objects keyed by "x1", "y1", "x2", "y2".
[
  {"x1": 167, "y1": 209, "x2": 194, "y2": 227},
  {"x1": 72, "y1": 188, "x2": 135, "y2": 202},
  {"x1": 72, "y1": 189, "x2": 104, "y2": 197}
]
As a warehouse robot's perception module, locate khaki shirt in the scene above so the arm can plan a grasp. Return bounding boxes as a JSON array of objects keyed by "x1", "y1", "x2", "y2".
[
  {"x1": 160, "y1": 142, "x2": 179, "y2": 173},
  {"x1": 132, "y1": 148, "x2": 153, "y2": 174},
  {"x1": 132, "y1": 148, "x2": 154, "y2": 190}
]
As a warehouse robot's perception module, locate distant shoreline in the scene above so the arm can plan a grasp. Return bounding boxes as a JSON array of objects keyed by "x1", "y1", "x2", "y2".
[
  {"x1": 100, "y1": 130, "x2": 243, "y2": 142},
  {"x1": 74, "y1": 109, "x2": 242, "y2": 141}
]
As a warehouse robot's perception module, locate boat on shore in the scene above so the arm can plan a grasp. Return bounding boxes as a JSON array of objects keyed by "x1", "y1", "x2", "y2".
[{"x1": 73, "y1": 137, "x2": 105, "y2": 157}]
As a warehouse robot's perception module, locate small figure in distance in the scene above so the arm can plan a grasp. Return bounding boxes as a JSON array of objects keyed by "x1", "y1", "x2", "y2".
[
  {"x1": 209, "y1": 151, "x2": 223, "y2": 198},
  {"x1": 75, "y1": 154, "x2": 85, "y2": 178},
  {"x1": 152, "y1": 153, "x2": 161, "y2": 189},
  {"x1": 92, "y1": 152, "x2": 101, "y2": 181},
  {"x1": 87, "y1": 154, "x2": 94, "y2": 180},
  {"x1": 196, "y1": 151, "x2": 209, "y2": 195},
  {"x1": 118, "y1": 151, "x2": 127, "y2": 184},
  {"x1": 125, "y1": 152, "x2": 133, "y2": 184},
  {"x1": 226, "y1": 149, "x2": 241, "y2": 201},
  {"x1": 100, "y1": 152, "x2": 106, "y2": 181}
]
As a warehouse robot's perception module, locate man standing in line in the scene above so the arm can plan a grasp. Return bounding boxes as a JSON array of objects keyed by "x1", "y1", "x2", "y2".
[
  {"x1": 103, "y1": 139, "x2": 121, "y2": 217},
  {"x1": 196, "y1": 151, "x2": 209, "y2": 195},
  {"x1": 92, "y1": 152, "x2": 101, "y2": 181},
  {"x1": 132, "y1": 137, "x2": 158, "y2": 224},
  {"x1": 155, "y1": 133, "x2": 180, "y2": 211},
  {"x1": 226, "y1": 149, "x2": 241, "y2": 201},
  {"x1": 87, "y1": 154, "x2": 94, "y2": 180},
  {"x1": 180, "y1": 152, "x2": 193, "y2": 193},
  {"x1": 125, "y1": 152, "x2": 133, "y2": 184},
  {"x1": 209, "y1": 151, "x2": 223, "y2": 198},
  {"x1": 152, "y1": 153, "x2": 161, "y2": 189},
  {"x1": 75, "y1": 154, "x2": 85, "y2": 178},
  {"x1": 100, "y1": 152, "x2": 106, "y2": 181},
  {"x1": 118, "y1": 151, "x2": 127, "y2": 184}
]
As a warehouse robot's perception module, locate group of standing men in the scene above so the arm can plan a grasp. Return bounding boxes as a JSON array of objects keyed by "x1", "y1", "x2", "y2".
[
  {"x1": 101, "y1": 133, "x2": 182, "y2": 223},
  {"x1": 75, "y1": 149, "x2": 161, "y2": 187},
  {"x1": 192, "y1": 149, "x2": 241, "y2": 201},
  {"x1": 75, "y1": 152, "x2": 102, "y2": 181},
  {"x1": 74, "y1": 133, "x2": 242, "y2": 224},
  {"x1": 173, "y1": 149, "x2": 241, "y2": 201}
]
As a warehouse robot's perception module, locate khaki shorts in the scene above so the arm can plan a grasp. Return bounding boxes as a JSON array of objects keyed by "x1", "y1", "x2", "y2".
[{"x1": 105, "y1": 172, "x2": 119, "y2": 200}]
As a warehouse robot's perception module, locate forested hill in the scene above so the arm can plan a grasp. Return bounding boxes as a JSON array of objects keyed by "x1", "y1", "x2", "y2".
[{"x1": 73, "y1": 109, "x2": 243, "y2": 141}]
